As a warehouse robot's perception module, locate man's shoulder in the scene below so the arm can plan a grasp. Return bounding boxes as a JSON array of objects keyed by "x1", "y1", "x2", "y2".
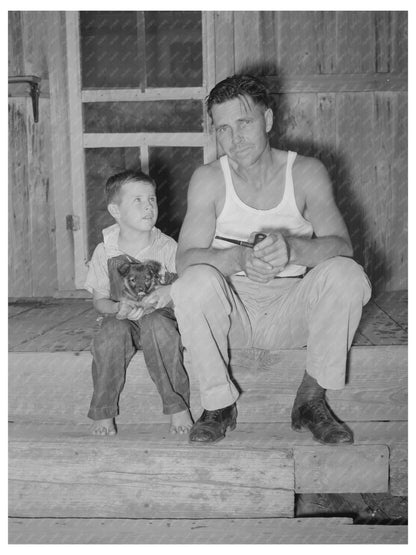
[
  {"x1": 191, "y1": 158, "x2": 223, "y2": 182},
  {"x1": 293, "y1": 153, "x2": 326, "y2": 175},
  {"x1": 292, "y1": 153, "x2": 332, "y2": 199},
  {"x1": 189, "y1": 159, "x2": 224, "y2": 203}
]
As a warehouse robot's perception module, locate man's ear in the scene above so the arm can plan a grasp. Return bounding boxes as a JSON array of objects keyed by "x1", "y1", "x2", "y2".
[
  {"x1": 108, "y1": 203, "x2": 120, "y2": 220},
  {"x1": 264, "y1": 108, "x2": 274, "y2": 134}
]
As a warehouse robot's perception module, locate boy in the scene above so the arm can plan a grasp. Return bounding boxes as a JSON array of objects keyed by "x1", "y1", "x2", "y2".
[{"x1": 85, "y1": 169, "x2": 193, "y2": 436}]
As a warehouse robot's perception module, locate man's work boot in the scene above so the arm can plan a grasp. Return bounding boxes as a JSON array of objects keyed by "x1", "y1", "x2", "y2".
[
  {"x1": 189, "y1": 403, "x2": 237, "y2": 445},
  {"x1": 291, "y1": 397, "x2": 354, "y2": 445}
]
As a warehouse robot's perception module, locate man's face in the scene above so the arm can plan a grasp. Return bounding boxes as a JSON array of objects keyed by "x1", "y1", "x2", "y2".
[
  {"x1": 111, "y1": 180, "x2": 158, "y2": 232},
  {"x1": 211, "y1": 95, "x2": 273, "y2": 167}
]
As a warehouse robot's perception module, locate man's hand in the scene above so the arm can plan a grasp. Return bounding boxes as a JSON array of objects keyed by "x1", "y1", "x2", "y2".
[
  {"x1": 253, "y1": 232, "x2": 290, "y2": 275},
  {"x1": 239, "y1": 233, "x2": 275, "y2": 283}
]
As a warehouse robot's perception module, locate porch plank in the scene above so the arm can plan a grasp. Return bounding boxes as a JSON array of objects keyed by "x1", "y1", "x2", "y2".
[
  {"x1": 13, "y1": 306, "x2": 99, "y2": 351},
  {"x1": 358, "y1": 301, "x2": 408, "y2": 345},
  {"x1": 294, "y1": 445, "x2": 389, "y2": 493},
  {"x1": 9, "y1": 421, "x2": 406, "y2": 496},
  {"x1": 8, "y1": 300, "x2": 93, "y2": 349},
  {"x1": 8, "y1": 345, "x2": 407, "y2": 424},
  {"x1": 373, "y1": 290, "x2": 408, "y2": 331},
  {"x1": 9, "y1": 517, "x2": 406, "y2": 544},
  {"x1": 8, "y1": 292, "x2": 408, "y2": 352},
  {"x1": 9, "y1": 424, "x2": 294, "y2": 519}
]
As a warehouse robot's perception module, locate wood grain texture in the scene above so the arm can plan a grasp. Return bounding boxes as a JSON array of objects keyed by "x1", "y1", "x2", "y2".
[
  {"x1": 294, "y1": 445, "x2": 389, "y2": 493},
  {"x1": 8, "y1": 98, "x2": 32, "y2": 297},
  {"x1": 9, "y1": 421, "x2": 407, "y2": 496},
  {"x1": 8, "y1": 301, "x2": 93, "y2": 349},
  {"x1": 214, "y1": 11, "x2": 234, "y2": 81},
  {"x1": 8, "y1": 517, "x2": 407, "y2": 544},
  {"x1": 8, "y1": 345, "x2": 407, "y2": 424},
  {"x1": 9, "y1": 427, "x2": 294, "y2": 518},
  {"x1": 233, "y1": 12, "x2": 262, "y2": 73}
]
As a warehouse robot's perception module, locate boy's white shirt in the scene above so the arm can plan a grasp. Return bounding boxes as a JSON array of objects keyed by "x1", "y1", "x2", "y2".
[{"x1": 84, "y1": 223, "x2": 177, "y2": 297}]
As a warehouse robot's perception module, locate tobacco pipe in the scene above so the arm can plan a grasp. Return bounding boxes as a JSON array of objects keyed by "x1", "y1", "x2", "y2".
[{"x1": 215, "y1": 233, "x2": 267, "y2": 248}]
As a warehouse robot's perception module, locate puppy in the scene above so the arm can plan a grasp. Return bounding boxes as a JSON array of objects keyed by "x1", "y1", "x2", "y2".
[{"x1": 116, "y1": 259, "x2": 177, "y2": 320}]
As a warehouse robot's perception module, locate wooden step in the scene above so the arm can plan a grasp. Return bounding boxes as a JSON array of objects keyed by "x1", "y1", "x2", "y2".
[
  {"x1": 9, "y1": 345, "x2": 407, "y2": 424},
  {"x1": 8, "y1": 517, "x2": 408, "y2": 544},
  {"x1": 9, "y1": 421, "x2": 393, "y2": 519},
  {"x1": 9, "y1": 422, "x2": 294, "y2": 519}
]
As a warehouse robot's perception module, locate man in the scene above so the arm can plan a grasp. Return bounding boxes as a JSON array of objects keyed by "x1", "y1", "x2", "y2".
[{"x1": 171, "y1": 74, "x2": 371, "y2": 445}]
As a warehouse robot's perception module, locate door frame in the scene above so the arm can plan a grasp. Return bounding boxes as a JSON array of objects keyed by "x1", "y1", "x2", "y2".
[{"x1": 65, "y1": 11, "x2": 216, "y2": 289}]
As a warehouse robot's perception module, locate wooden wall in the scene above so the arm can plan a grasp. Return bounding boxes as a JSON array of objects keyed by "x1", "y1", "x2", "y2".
[
  {"x1": 8, "y1": 11, "x2": 407, "y2": 296},
  {"x1": 9, "y1": 12, "x2": 77, "y2": 298}
]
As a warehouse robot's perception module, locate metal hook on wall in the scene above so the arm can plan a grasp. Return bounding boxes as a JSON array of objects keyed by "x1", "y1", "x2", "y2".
[{"x1": 8, "y1": 75, "x2": 41, "y2": 123}]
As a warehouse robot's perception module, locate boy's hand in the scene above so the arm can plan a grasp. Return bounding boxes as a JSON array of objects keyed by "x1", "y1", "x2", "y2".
[
  {"x1": 126, "y1": 306, "x2": 145, "y2": 321},
  {"x1": 140, "y1": 285, "x2": 172, "y2": 311}
]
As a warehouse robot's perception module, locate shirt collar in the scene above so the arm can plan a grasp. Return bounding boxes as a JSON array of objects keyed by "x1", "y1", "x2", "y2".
[{"x1": 102, "y1": 223, "x2": 160, "y2": 256}]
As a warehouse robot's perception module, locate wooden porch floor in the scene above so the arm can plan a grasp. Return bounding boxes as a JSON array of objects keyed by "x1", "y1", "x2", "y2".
[
  {"x1": 8, "y1": 291, "x2": 408, "y2": 544},
  {"x1": 8, "y1": 290, "x2": 408, "y2": 352}
]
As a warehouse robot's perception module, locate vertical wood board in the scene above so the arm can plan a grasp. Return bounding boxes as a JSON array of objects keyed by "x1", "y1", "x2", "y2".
[
  {"x1": 8, "y1": 98, "x2": 32, "y2": 297},
  {"x1": 214, "y1": 11, "x2": 235, "y2": 81}
]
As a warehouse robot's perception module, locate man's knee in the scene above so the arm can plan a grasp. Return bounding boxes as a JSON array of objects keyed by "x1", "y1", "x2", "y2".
[
  {"x1": 317, "y1": 256, "x2": 371, "y2": 301},
  {"x1": 171, "y1": 264, "x2": 223, "y2": 305},
  {"x1": 140, "y1": 308, "x2": 175, "y2": 333}
]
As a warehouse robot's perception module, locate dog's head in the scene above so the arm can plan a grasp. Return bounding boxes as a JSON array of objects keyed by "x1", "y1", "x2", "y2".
[{"x1": 117, "y1": 260, "x2": 162, "y2": 301}]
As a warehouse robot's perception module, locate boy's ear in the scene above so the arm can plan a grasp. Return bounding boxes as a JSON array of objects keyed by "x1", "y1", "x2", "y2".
[{"x1": 108, "y1": 203, "x2": 120, "y2": 220}]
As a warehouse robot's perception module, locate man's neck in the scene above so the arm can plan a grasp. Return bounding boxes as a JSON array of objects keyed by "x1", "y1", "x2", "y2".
[
  {"x1": 118, "y1": 226, "x2": 152, "y2": 255},
  {"x1": 229, "y1": 146, "x2": 278, "y2": 189}
]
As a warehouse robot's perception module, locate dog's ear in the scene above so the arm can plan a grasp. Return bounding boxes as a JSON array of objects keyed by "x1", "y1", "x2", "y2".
[
  {"x1": 147, "y1": 260, "x2": 162, "y2": 276},
  {"x1": 117, "y1": 262, "x2": 131, "y2": 277}
]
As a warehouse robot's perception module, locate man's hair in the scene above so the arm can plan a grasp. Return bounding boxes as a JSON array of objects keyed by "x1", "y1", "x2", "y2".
[
  {"x1": 206, "y1": 74, "x2": 273, "y2": 117},
  {"x1": 105, "y1": 170, "x2": 156, "y2": 206}
]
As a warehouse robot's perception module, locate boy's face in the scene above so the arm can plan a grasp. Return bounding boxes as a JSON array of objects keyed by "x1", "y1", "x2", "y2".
[{"x1": 110, "y1": 180, "x2": 158, "y2": 232}]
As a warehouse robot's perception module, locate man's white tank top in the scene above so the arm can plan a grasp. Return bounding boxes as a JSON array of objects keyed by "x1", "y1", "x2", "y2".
[{"x1": 211, "y1": 151, "x2": 313, "y2": 277}]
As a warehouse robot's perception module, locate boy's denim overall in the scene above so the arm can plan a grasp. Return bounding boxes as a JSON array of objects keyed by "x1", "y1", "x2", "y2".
[{"x1": 88, "y1": 307, "x2": 190, "y2": 420}]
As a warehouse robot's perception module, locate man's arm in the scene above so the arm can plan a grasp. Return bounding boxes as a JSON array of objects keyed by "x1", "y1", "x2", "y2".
[
  {"x1": 255, "y1": 157, "x2": 353, "y2": 272},
  {"x1": 176, "y1": 166, "x2": 273, "y2": 280}
]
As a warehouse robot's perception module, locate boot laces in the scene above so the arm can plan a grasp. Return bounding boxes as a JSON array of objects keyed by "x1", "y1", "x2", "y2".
[{"x1": 203, "y1": 408, "x2": 223, "y2": 422}]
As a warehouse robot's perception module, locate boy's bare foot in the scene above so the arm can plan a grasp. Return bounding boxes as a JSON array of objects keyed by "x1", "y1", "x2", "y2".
[
  {"x1": 91, "y1": 418, "x2": 117, "y2": 436},
  {"x1": 169, "y1": 410, "x2": 193, "y2": 434}
]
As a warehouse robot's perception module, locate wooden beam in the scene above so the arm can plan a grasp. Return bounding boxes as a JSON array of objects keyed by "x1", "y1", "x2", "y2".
[
  {"x1": 81, "y1": 87, "x2": 206, "y2": 102},
  {"x1": 294, "y1": 445, "x2": 389, "y2": 494},
  {"x1": 9, "y1": 429, "x2": 294, "y2": 518},
  {"x1": 83, "y1": 132, "x2": 206, "y2": 148},
  {"x1": 46, "y1": 12, "x2": 76, "y2": 292},
  {"x1": 8, "y1": 345, "x2": 407, "y2": 423},
  {"x1": 66, "y1": 12, "x2": 89, "y2": 289},
  {"x1": 266, "y1": 73, "x2": 407, "y2": 93}
]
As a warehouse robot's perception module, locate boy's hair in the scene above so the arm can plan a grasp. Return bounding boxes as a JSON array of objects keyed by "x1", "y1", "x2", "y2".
[
  {"x1": 206, "y1": 74, "x2": 273, "y2": 117},
  {"x1": 105, "y1": 170, "x2": 156, "y2": 206}
]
